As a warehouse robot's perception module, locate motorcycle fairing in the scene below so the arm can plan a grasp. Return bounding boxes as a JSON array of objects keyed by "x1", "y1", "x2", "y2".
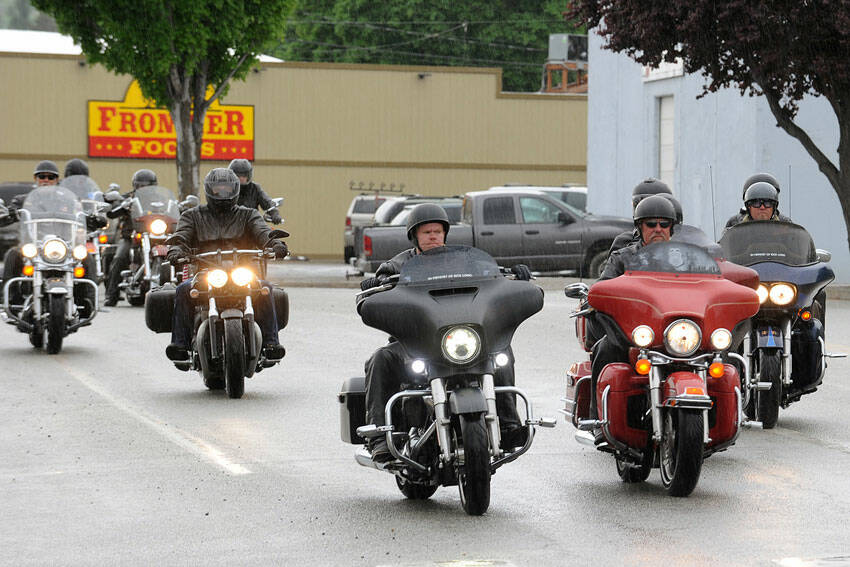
[
  {"x1": 754, "y1": 325, "x2": 783, "y2": 349},
  {"x1": 747, "y1": 261, "x2": 834, "y2": 311}
]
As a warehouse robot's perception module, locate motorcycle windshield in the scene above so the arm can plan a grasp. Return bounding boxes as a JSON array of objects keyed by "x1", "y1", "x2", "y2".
[
  {"x1": 18, "y1": 186, "x2": 85, "y2": 245},
  {"x1": 719, "y1": 221, "x2": 817, "y2": 266},
  {"x1": 620, "y1": 241, "x2": 722, "y2": 275},
  {"x1": 360, "y1": 245, "x2": 544, "y2": 363},
  {"x1": 130, "y1": 186, "x2": 180, "y2": 221}
]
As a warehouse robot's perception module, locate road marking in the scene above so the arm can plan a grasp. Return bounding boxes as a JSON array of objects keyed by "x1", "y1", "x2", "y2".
[
  {"x1": 378, "y1": 562, "x2": 517, "y2": 567},
  {"x1": 55, "y1": 358, "x2": 252, "y2": 476},
  {"x1": 776, "y1": 557, "x2": 850, "y2": 567}
]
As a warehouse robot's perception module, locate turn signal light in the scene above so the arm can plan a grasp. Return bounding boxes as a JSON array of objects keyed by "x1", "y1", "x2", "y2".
[
  {"x1": 22, "y1": 265, "x2": 34, "y2": 276},
  {"x1": 635, "y1": 358, "x2": 651, "y2": 375},
  {"x1": 74, "y1": 266, "x2": 85, "y2": 278},
  {"x1": 134, "y1": 232, "x2": 142, "y2": 241},
  {"x1": 98, "y1": 234, "x2": 108, "y2": 244},
  {"x1": 799, "y1": 309, "x2": 812, "y2": 321},
  {"x1": 685, "y1": 386, "x2": 706, "y2": 396},
  {"x1": 708, "y1": 362, "x2": 725, "y2": 378}
]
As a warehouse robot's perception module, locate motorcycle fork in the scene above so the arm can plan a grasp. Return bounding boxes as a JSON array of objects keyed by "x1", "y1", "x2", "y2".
[
  {"x1": 207, "y1": 296, "x2": 221, "y2": 358},
  {"x1": 32, "y1": 270, "x2": 43, "y2": 320},
  {"x1": 649, "y1": 365, "x2": 664, "y2": 443},
  {"x1": 482, "y1": 374, "x2": 502, "y2": 457},
  {"x1": 430, "y1": 377, "x2": 453, "y2": 464},
  {"x1": 141, "y1": 234, "x2": 152, "y2": 282}
]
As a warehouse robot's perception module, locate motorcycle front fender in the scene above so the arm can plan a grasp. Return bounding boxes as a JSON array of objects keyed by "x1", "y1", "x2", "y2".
[
  {"x1": 663, "y1": 371, "x2": 713, "y2": 410},
  {"x1": 448, "y1": 387, "x2": 488, "y2": 415}
]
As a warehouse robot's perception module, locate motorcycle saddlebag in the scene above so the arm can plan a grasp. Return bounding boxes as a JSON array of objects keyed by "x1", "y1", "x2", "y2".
[
  {"x1": 338, "y1": 376, "x2": 367, "y2": 445},
  {"x1": 273, "y1": 288, "x2": 289, "y2": 330},
  {"x1": 598, "y1": 363, "x2": 649, "y2": 449},
  {"x1": 705, "y1": 363, "x2": 741, "y2": 449},
  {"x1": 145, "y1": 284, "x2": 176, "y2": 333},
  {"x1": 565, "y1": 361, "x2": 592, "y2": 423}
]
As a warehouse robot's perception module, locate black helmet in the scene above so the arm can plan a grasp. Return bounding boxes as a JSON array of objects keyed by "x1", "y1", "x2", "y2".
[
  {"x1": 204, "y1": 168, "x2": 240, "y2": 212},
  {"x1": 742, "y1": 173, "x2": 780, "y2": 200},
  {"x1": 34, "y1": 160, "x2": 60, "y2": 176},
  {"x1": 131, "y1": 169, "x2": 158, "y2": 190},
  {"x1": 661, "y1": 194, "x2": 684, "y2": 224},
  {"x1": 743, "y1": 181, "x2": 779, "y2": 209},
  {"x1": 406, "y1": 203, "x2": 450, "y2": 245},
  {"x1": 634, "y1": 194, "x2": 678, "y2": 234},
  {"x1": 631, "y1": 178, "x2": 672, "y2": 209},
  {"x1": 228, "y1": 159, "x2": 253, "y2": 183},
  {"x1": 64, "y1": 158, "x2": 90, "y2": 177}
]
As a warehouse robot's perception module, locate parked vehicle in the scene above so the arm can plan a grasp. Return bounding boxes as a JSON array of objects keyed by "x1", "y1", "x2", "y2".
[
  {"x1": 718, "y1": 220, "x2": 843, "y2": 428},
  {"x1": 343, "y1": 194, "x2": 389, "y2": 263},
  {"x1": 0, "y1": 182, "x2": 34, "y2": 256},
  {"x1": 145, "y1": 235, "x2": 289, "y2": 399},
  {"x1": 1, "y1": 186, "x2": 98, "y2": 354},
  {"x1": 339, "y1": 245, "x2": 555, "y2": 514},
  {"x1": 563, "y1": 241, "x2": 760, "y2": 496},
  {"x1": 355, "y1": 189, "x2": 631, "y2": 275},
  {"x1": 487, "y1": 184, "x2": 587, "y2": 212}
]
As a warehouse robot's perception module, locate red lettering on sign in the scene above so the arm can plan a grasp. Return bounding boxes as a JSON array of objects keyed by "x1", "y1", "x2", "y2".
[
  {"x1": 225, "y1": 111, "x2": 245, "y2": 136},
  {"x1": 139, "y1": 113, "x2": 155, "y2": 133},
  {"x1": 119, "y1": 112, "x2": 136, "y2": 132},
  {"x1": 98, "y1": 107, "x2": 117, "y2": 131},
  {"x1": 207, "y1": 113, "x2": 222, "y2": 135},
  {"x1": 158, "y1": 113, "x2": 174, "y2": 134}
]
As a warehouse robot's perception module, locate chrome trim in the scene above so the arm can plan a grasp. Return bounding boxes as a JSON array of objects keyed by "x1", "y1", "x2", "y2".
[
  {"x1": 599, "y1": 385, "x2": 643, "y2": 460},
  {"x1": 482, "y1": 374, "x2": 502, "y2": 457},
  {"x1": 727, "y1": 351, "x2": 750, "y2": 407},
  {"x1": 649, "y1": 365, "x2": 664, "y2": 443},
  {"x1": 783, "y1": 319, "x2": 793, "y2": 386},
  {"x1": 491, "y1": 385, "x2": 538, "y2": 470},
  {"x1": 384, "y1": 389, "x2": 430, "y2": 473}
]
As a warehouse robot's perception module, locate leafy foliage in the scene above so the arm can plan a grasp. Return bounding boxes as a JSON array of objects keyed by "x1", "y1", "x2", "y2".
[{"x1": 278, "y1": 0, "x2": 579, "y2": 92}]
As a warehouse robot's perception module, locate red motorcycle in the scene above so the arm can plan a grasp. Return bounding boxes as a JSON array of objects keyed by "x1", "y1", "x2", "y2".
[{"x1": 564, "y1": 241, "x2": 760, "y2": 496}]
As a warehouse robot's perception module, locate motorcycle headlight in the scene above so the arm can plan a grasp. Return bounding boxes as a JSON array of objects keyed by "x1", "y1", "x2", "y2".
[
  {"x1": 769, "y1": 283, "x2": 796, "y2": 306},
  {"x1": 441, "y1": 325, "x2": 481, "y2": 364},
  {"x1": 72, "y1": 245, "x2": 88, "y2": 260},
  {"x1": 710, "y1": 328, "x2": 732, "y2": 351},
  {"x1": 207, "y1": 269, "x2": 228, "y2": 288},
  {"x1": 150, "y1": 219, "x2": 168, "y2": 236},
  {"x1": 664, "y1": 319, "x2": 702, "y2": 356},
  {"x1": 756, "y1": 284, "x2": 769, "y2": 304},
  {"x1": 231, "y1": 267, "x2": 255, "y2": 287},
  {"x1": 632, "y1": 325, "x2": 654, "y2": 348},
  {"x1": 42, "y1": 239, "x2": 67, "y2": 262},
  {"x1": 21, "y1": 243, "x2": 38, "y2": 259}
]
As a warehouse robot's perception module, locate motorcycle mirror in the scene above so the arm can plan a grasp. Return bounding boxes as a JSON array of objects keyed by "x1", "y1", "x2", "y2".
[
  {"x1": 0, "y1": 198, "x2": 5, "y2": 207},
  {"x1": 816, "y1": 249, "x2": 832, "y2": 263},
  {"x1": 180, "y1": 195, "x2": 200, "y2": 209},
  {"x1": 270, "y1": 197, "x2": 283, "y2": 207},
  {"x1": 104, "y1": 190, "x2": 122, "y2": 202},
  {"x1": 564, "y1": 282, "x2": 589, "y2": 299},
  {"x1": 108, "y1": 183, "x2": 121, "y2": 191},
  {"x1": 267, "y1": 228, "x2": 290, "y2": 240}
]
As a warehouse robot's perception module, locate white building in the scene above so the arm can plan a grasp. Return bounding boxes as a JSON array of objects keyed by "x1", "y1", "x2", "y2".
[{"x1": 586, "y1": 31, "x2": 848, "y2": 282}]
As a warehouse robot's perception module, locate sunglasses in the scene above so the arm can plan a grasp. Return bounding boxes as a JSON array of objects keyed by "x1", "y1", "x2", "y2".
[
  {"x1": 746, "y1": 199, "x2": 775, "y2": 208},
  {"x1": 642, "y1": 219, "x2": 672, "y2": 229},
  {"x1": 36, "y1": 173, "x2": 58, "y2": 180}
]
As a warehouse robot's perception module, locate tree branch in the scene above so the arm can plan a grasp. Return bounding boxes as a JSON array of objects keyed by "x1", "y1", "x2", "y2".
[{"x1": 202, "y1": 51, "x2": 254, "y2": 113}]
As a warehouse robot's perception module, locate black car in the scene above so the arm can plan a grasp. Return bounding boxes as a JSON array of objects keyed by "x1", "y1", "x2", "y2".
[{"x1": 0, "y1": 182, "x2": 34, "y2": 256}]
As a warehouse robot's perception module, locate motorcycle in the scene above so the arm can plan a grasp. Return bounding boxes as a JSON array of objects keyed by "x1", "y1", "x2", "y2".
[
  {"x1": 1, "y1": 186, "x2": 98, "y2": 354},
  {"x1": 339, "y1": 245, "x2": 556, "y2": 515},
  {"x1": 563, "y1": 241, "x2": 760, "y2": 496},
  {"x1": 60, "y1": 175, "x2": 111, "y2": 283},
  {"x1": 718, "y1": 220, "x2": 843, "y2": 428},
  {"x1": 144, "y1": 230, "x2": 290, "y2": 399}
]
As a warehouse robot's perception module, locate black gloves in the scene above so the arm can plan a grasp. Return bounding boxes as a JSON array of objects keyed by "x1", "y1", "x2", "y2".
[
  {"x1": 268, "y1": 210, "x2": 283, "y2": 224},
  {"x1": 272, "y1": 241, "x2": 288, "y2": 259},
  {"x1": 166, "y1": 249, "x2": 186, "y2": 265},
  {"x1": 360, "y1": 276, "x2": 384, "y2": 291},
  {"x1": 86, "y1": 214, "x2": 108, "y2": 231},
  {"x1": 512, "y1": 264, "x2": 532, "y2": 281}
]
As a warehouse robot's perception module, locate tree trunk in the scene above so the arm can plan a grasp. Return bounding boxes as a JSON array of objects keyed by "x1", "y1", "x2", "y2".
[{"x1": 173, "y1": 99, "x2": 199, "y2": 200}]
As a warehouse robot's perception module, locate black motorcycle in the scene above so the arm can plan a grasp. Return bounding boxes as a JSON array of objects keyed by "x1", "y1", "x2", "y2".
[
  {"x1": 145, "y1": 231, "x2": 289, "y2": 399},
  {"x1": 339, "y1": 245, "x2": 555, "y2": 515},
  {"x1": 60, "y1": 175, "x2": 110, "y2": 283},
  {"x1": 719, "y1": 220, "x2": 844, "y2": 428}
]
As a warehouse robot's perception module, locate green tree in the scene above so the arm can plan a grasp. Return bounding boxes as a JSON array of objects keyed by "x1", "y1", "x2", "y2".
[
  {"x1": 279, "y1": 0, "x2": 577, "y2": 92},
  {"x1": 569, "y1": 0, "x2": 850, "y2": 252},
  {"x1": 33, "y1": 0, "x2": 295, "y2": 198}
]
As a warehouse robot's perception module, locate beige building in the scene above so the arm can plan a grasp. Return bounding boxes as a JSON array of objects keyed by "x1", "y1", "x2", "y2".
[{"x1": 0, "y1": 36, "x2": 587, "y2": 259}]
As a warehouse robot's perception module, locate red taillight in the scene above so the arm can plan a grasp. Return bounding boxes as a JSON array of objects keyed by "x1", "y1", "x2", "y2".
[
  {"x1": 364, "y1": 235, "x2": 373, "y2": 257},
  {"x1": 345, "y1": 216, "x2": 351, "y2": 227}
]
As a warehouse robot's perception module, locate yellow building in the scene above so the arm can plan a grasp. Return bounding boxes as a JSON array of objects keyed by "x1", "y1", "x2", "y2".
[{"x1": 0, "y1": 32, "x2": 587, "y2": 259}]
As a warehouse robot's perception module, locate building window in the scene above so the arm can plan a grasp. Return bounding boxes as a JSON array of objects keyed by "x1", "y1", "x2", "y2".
[{"x1": 658, "y1": 95, "x2": 675, "y2": 190}]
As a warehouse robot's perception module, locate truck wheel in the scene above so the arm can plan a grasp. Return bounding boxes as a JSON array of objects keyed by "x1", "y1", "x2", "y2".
[{"x1": 583, "y1": 249, "x2": 608, "y2": 279}]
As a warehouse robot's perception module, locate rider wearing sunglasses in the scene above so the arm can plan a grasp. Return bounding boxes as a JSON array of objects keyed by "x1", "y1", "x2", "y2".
[
  {"x1": 33, "y1": 160, "x2": 60, "y2": 186},
  {"x1": 725, "y1": 173, "x2": 792, "y2": 229}
]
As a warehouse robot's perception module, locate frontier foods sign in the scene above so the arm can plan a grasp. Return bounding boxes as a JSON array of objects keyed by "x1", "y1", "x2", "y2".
[{"x1": 88, "y1": 81, "x2": 254, "y2": 160}]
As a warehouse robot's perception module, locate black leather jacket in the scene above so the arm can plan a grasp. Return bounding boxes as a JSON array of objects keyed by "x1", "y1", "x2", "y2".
[
  {"x1": 375, "y1": 248, "x2": 418, "y2": 278},
  {"x1": 598, "y1": 241, "x2": 643, "y2": 281},
  {"x1": 168, "y1": 204, "x2": 272, "y2": 257},
  {"x1": 106, "y1": 191, "x2": 135, "y2": 239},
  {"x1": 724, "y1": 210, "x2": 793, "y2": 229},
  {"x1": 237, "y1": 181, "x2": 275, "y2": 211}
]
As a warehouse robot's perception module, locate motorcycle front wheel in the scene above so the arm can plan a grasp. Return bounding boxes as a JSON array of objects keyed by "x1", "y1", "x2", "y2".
[
  {"x1": 46, "y1": 295, "x2": 65, "y2": 355},
  {"x1": 457, "y1": 414, "x2": 491, "y2": 515},
  {"x1": 659, "y1": 409, "x2": 704, "y2": 497},
  {"x1": 396, "y1": 476, "x2": 438, "y2": 500},
  {"x1": 757, "y1": 350, "x2": 782, "y2": 429},
  {"x1": 224, "y1": 318, "x2": 246, "y2": 399}
]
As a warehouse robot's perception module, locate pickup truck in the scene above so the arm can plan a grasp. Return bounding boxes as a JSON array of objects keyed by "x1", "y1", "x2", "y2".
[{"x1": 355, "y1": 189, "x2": 633, "y2": 277}]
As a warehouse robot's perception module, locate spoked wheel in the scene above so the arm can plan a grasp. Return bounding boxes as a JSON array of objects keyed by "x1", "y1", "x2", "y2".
[
  {"x1": 395, "y1": 476, "x2": 438, "y2": 500},
  {"x1": 223, "y1": 318, "x2": 246, "y2": 399},
  {"x1": 45, "y1": 295, "x2": 65, "y2": 355},
  {"x1": 757, "y1": 350, "x2": 782, "y2": 429},
  {"x1": 659, "y1": 409, "x2": 704, "y2": 497},
  {"x1": 457, "y1": 414, "x2": 491, "y2": 515}
]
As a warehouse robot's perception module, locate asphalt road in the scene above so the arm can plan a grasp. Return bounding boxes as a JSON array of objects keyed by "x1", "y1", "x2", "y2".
[{"x1": 2, "y1": 278, "x2": 850, "y2": 566}]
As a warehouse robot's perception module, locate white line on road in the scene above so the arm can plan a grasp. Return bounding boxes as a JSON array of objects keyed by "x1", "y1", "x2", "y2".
[{"x1": 54, "y1": 358, "x2": 252, "y2": 476}]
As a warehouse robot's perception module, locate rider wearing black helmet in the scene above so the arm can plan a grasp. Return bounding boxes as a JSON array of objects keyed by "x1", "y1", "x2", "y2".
[
  {"x1": 33, "y1": 160, "x2": 60, "y2": 186},
  {"x1": 103, "y1": 169, "x2": 160, "y2": 306},
  {"x1": 608, "y1": 178, "x2": 673, "y2": 257},
  {"x1": 163, "y1": 168, "x2": 288, "y2": 362},
  {"x1": 725, "y1": 173, "x2": 792, "y2": 229},
  {"x1": 227, "y1": 159, "x2": 282, "y2": 224},
  {"x1": 360, "y1": 202, "x2": 532, "y2": 462},
  {"x1": 64, "y1": 159, "x2": 90, "y2": 178}
]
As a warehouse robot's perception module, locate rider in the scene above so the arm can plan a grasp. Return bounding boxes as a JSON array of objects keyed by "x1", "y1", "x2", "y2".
[
  {"x1": 64, "y1": 158, "x2": 90, "y2": 178},
  {"x1": 227, "y1": 159, "x2": 282, "y2": 224},
  {"x1": 725, "y1": 173, "x2": 792, "y2": 229},
  {"x1": 360, "y1": 203, "x2": 533, "y2": 462},
  {"x1": 588, "y1": 195, "x2": 678, "y2": 441},
  {"x1": 608, "y1": 178, "x2": 673, "y2": 256},
  {"x1": 164, "y1": 168, "x2": 288, "y2": 362},
  {"x1": 104, "y1": 169, "x2": 158, "y2": 306}
]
